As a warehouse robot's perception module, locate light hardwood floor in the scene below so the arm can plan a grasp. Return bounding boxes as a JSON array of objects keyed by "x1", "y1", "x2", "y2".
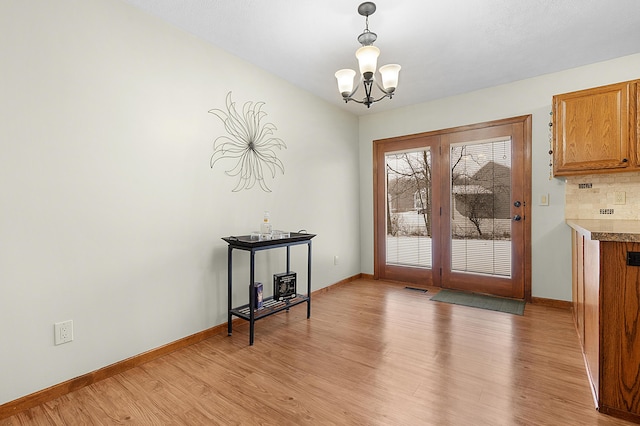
[{"x1": 2, "y1": 279, "x2": 635, "y2": 425}]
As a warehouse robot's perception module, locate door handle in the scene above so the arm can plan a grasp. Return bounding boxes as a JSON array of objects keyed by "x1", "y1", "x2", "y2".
[
  {"x1": 513, "y1": 214, "x2": 522, "y2": 221},
  {"x1": 513, "y1": 201, "x2": 521, "y2": 207}
]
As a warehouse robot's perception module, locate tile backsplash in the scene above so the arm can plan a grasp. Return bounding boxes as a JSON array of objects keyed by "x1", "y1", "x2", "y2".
[{"x1": 565, "y1": 172, "x2": 640, "y2": 219}]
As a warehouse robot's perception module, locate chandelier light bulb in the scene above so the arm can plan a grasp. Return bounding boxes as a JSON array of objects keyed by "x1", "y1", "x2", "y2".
[
  {"x1": 379, "y1": 64, "x2": 401, "y2": 91},
  {"x1": 335, "y1": 69, "x2": 356, "y2": 96},
  {"x1": 356, "y1": 45, "x2": 380, "y2": 80}
]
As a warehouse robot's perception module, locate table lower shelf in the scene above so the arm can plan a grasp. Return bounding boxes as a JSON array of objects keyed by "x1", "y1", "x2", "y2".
[{"x1": 230, "y1": 294, "x2": 309, "y2": 321}]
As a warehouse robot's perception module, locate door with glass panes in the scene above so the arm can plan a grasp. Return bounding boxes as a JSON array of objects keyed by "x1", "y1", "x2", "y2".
[{"x1": 373, "y1": 116, "x2": 530, "y2": 299}]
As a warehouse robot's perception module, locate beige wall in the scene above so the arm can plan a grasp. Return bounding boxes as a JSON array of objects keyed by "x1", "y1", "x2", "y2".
[{"x1": 0, "y1": 0, "x2": 359, "y2": 405}]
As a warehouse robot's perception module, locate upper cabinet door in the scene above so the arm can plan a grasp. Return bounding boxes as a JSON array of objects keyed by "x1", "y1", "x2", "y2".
[{"x1": 553, "y1": 81, "x2": 633, "y2": 176}]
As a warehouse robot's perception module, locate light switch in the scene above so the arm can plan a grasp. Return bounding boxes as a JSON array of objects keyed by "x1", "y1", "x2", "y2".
[{"x1": 539, "y1": 193, "x2": 549, "y2": 206}]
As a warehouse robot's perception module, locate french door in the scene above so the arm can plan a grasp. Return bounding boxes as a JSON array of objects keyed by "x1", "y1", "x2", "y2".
[{"x1": 373, "y1": 116, "x2": 531, "y2": 300}]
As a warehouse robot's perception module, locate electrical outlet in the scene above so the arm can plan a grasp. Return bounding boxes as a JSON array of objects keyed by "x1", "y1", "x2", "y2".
[
  {"x1": 334, "y1": 255, "x2": 339, "y2": 266},
  {"x1": 614, "y1": 191, "x2": 626, "y2": 205},
  {"x1": 54, "y1": 320, "x2": 73, "y2": 345}
]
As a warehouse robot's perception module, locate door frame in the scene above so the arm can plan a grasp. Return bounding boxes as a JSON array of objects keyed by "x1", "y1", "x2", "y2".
[
  {"x1": 373, "y1": 115, "x2": 532, "y2": 301},
  {"x1": 373, "y1": 134, "x2": 442, "y2": 286}
]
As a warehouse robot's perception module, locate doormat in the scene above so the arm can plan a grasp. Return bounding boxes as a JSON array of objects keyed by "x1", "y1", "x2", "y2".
[{"x1": 430, "y1": 289, "x2": 525, "y2": 315}]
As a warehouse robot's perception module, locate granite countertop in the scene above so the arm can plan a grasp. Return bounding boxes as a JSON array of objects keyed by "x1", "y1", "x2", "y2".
[{"x1": 566, "y1": 219, "x2": 640, "y2": 242}]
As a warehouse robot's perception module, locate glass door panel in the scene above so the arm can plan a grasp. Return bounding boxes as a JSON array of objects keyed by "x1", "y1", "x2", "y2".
[
  {"x1": 385, "y1": 149, "x2": 433, "y2": 269},
  {"x1": 450, "y1": 138, "x2": 512, "y2": 278}
]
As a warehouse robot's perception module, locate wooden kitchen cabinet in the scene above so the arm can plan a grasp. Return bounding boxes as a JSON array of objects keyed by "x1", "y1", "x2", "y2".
[
  {"x1": 571, "y1": 230, "x2": 584, "y2": 346},
  {"x1": 582, "y1": 236, "x2": 600, "y2": 402},
  {"x1": 571, "y1": 226, "x2": 640, "y2": 423},
  {"x1": 553, "y1": 80, "x2": 638, "y2": 176}
]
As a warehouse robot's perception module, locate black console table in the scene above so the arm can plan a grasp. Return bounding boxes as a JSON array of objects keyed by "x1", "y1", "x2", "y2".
[{"x1": 222, "y1": 232, "x2": 315, "y2": 345}]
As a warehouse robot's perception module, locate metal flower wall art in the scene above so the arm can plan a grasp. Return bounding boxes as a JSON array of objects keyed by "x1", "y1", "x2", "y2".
[{"x1": 209, "y1": 92, "x2": 286, "y2": 192}]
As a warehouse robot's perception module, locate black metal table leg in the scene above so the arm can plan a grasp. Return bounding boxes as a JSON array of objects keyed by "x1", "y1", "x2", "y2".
[
  {"x1": 307, "y1": 241, "x2": 312, "y2": 318},
  {"x1": 286, "y1": 246, "x2": 291, "y2": 273},
  {"x1": 249, "y1": 250, "x2": 256, "y2": 346},
  {"x1": 227, "y1": 246, "x2": 233, "y2": 336}
]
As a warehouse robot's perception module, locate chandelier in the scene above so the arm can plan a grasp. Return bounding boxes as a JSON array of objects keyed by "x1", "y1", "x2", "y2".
[{"x1": 335, "y1": 2, "x2": 401, "y2": 108}]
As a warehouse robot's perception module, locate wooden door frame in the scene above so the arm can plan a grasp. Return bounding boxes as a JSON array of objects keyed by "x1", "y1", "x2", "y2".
[
  {"x1": 373, "y1": 134, "x2": 442, "y2": 286},
  {"x1": 373, "y1": 115, "x2": 532, "y2": 301},
  {"x1": 441, "y1": 120, "x2": 528, "y2": 299}
]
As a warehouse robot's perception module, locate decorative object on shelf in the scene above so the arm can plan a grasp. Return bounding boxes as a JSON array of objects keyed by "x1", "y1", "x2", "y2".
[
  {"x1": 334, "y1": 2, "x2": 401, "y2": 108},
  {"x1": 260, "y1": 210, "x2": 272, "y2": 240},
  {"x1": 272, "y1": 230, "x2": 290, "y2": 239},
  {"x1": 274, "y1": 272, "x2": 297, "y2": 301},
  {"x1": 254, "y1": 282, "x2": 263, "y2": 309},
  {"x1": 209, "y1": 92, "x2": 286, "y2": 192}
]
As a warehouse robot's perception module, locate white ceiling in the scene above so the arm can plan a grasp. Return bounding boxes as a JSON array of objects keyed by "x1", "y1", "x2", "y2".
[{"x1": 121, "y1": 0, "x2": 640, "y2": 116}]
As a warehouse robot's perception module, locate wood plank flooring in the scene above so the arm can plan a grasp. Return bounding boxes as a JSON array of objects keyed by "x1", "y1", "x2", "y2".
[{"x1": 2, "y1": 279, "x2": 636, "y2": 425}]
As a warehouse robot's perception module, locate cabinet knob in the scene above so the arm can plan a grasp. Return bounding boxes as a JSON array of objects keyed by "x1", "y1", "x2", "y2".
[
  {"x1": 622, "y1": 158, "x2": 629, "y2": 163},
  {"x1": 513, "y1": 214, "x2": 522, "y2": 221}
]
